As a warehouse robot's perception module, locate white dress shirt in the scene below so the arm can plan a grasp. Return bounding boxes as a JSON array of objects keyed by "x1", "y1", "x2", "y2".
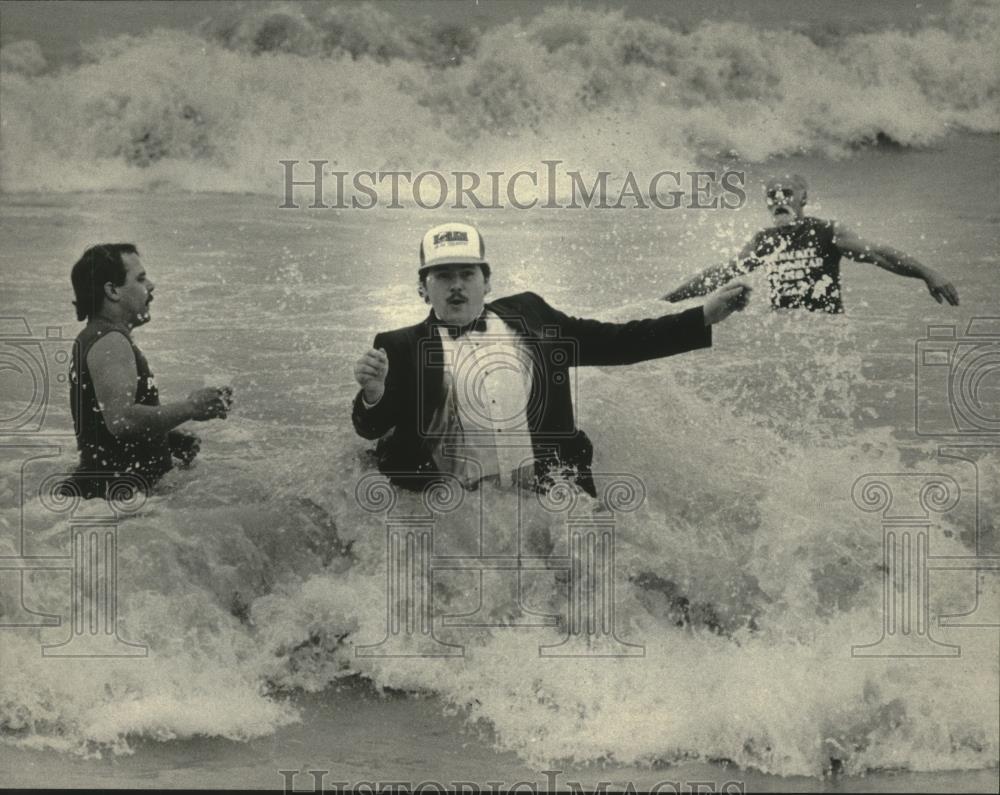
[{"x1": 430, "y1": 310, "x2": 535, "y2": 487}]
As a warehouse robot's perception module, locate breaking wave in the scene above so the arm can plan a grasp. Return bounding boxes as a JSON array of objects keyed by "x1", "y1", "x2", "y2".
[{"x1": 1, "y1": 0, "x2": 998, "y2": 193}]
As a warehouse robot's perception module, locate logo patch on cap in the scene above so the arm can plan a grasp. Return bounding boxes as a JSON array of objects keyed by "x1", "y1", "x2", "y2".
[
  {"x1": 433, "y1": 230, "x2": 469, "y2": 246},
  {"x1": 420, "y1": 223, "x2": 487, "y2": 271}
]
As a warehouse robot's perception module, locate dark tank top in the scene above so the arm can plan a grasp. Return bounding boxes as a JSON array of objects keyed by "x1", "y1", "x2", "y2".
[
  {"x1": 68, "y1": 319, "x2": 172, "y2": 495},
  {"x1": 750, "y1": 217, "x2": 843, "y2": 313}
]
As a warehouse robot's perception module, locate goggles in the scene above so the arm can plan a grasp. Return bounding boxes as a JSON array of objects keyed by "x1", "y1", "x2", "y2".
[{"x1": 765, "y1": 187, "x2": 797, "y2": 206}]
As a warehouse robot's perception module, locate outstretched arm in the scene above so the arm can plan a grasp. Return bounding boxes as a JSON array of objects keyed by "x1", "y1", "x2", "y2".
[
  {"x1": 662, "y1": 238, "x2": 759, "y2": 302},
  {"x1": 835, "y1": 224, "x2": 959, "y2": 306},
  {"x1": 88, "y1": 333, "x2": 229, "y2": 442},
  {"x1": 527, "y1": 282, "x2": 749, "y2": 368}
]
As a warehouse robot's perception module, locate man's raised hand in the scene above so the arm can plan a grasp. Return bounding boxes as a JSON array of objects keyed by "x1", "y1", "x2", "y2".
[
  {"x1": 702, "y1": 281, "x2": 752, "y2": 325},
  {"x1": 354, "y1": 348, "x2": 389, "y2": 404},
  {"x1": 187, "y1": 387, "x2": 231, "y2": 421}
]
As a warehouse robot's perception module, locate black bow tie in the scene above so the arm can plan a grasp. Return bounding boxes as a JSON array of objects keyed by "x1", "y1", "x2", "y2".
[{"x1": 432, "y1": 313, "x2": 488, "y2": 339}]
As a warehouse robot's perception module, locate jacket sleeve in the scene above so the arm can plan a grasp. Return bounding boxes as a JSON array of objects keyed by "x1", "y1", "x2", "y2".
[
  {"x1": 528, "y1": 293, "x2": 712, "y2": 367},
  {"x1": 351, "y1": 332, "x2": 401, "y2": 440}
]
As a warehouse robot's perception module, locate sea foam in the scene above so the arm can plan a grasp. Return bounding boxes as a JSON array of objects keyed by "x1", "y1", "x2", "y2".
[{"x1": 1, "y1": 1, "x2": 998, "y2": 193}]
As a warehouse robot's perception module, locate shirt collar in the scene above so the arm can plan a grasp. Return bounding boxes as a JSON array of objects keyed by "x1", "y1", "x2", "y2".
[{"x1": 429, "y1": 309, "x2": 488, "y2": 339}]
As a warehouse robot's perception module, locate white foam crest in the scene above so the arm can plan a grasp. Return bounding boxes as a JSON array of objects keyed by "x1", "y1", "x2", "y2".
[
  {"x1": 0, "y1": 349, "x2": 996, "y2": 774},
  {"x1": 2, "y1": 3, "x2": 998, "y2": 193}
]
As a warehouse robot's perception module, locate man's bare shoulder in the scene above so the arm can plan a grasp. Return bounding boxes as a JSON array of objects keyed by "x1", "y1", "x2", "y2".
[{"x1": 86, "y1": 327, "x2": 133, "y2": 363}]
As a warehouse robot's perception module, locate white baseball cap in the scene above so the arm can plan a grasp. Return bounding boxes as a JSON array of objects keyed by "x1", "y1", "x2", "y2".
[{"x1": 418, "y1": 222, "x2": 487, "y2": 272}]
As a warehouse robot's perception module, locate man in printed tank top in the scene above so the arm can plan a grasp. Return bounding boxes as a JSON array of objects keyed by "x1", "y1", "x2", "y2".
[
  {"x1": 662, "y1": 174, "x2": 959, "y2": 312},
  {"x1": 65, "y1": 244, "x2": 233, "y2": 498}
]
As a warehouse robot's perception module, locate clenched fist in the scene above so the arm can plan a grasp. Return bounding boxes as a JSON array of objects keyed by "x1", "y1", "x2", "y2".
[{"x1": 354, "y1": 348, "x2": 389, "y2": 404}]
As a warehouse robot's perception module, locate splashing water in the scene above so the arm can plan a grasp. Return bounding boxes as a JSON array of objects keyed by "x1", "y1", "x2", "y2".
[{"x1": 1, "y1": 2, "x2": 998, "y2": 193}]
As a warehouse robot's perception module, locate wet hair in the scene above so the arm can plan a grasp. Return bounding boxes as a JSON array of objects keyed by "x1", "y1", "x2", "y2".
[
  {"x1": 765, "y1": 173, "x2": 808, "y2": 199},
  {"x1": 70, "y1": 244, "x2": 138, "y2": 322},
  {"x1": 418, "y1": 262, "x2": 491, "y2": 287}
]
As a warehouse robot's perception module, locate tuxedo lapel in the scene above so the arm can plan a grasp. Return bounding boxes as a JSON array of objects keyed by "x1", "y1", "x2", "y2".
[
  {"x1": 416, "y1": 314, "x2": 445, "y2": 435},
  {"x1": 487, "y1": 297, "x2": 540, "y2": 339}
]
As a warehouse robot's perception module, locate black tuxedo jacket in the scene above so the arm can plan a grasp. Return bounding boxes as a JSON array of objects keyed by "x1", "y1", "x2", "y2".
[{"x1": 353, "y1": 292, "x2": 710, "y2": 491}]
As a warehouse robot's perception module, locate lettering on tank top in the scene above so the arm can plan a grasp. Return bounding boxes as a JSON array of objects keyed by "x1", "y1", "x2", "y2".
[{"x1": 754, "y1": 220, "x2": 843, "y2": 312}]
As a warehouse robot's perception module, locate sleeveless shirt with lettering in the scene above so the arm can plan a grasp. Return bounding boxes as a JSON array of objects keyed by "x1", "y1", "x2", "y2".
[
  {"x1": 69, "y1": 319, "x2": 172, "y2": 489},
  {"x1": 749, "y1": 217, "x2": 843, "y2": 313}
]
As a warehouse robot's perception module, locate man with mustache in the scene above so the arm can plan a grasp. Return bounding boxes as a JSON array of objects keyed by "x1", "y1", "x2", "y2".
[
  {"x1": 353, "y1": 222, "x2": 749, "y2": 495},
  {"x1": 65, "y1": 244, "x2": 233, "y2": 499},
  {"x1": 661, "y1": 173, "x2": 959, "y2": 312}
]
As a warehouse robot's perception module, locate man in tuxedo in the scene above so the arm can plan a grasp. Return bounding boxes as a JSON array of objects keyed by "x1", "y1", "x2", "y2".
[{"x1": 353, "y1": 223, "x2": 749, "y2": 495}]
